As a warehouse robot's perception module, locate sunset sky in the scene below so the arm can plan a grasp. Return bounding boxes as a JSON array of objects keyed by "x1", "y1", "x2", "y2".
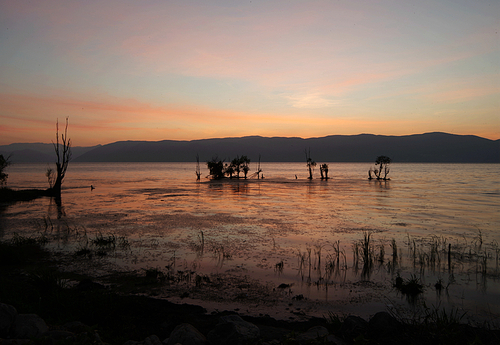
[{"x1": 1, "y1": 0, "x2": 499, "y2": 146}]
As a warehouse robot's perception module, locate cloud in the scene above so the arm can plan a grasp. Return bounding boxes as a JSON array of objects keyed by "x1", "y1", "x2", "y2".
[{"x1": 286, "y1": 93, "x2": 340, "y2": 109}]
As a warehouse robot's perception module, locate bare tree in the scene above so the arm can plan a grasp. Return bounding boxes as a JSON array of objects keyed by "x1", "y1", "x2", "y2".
[
  {"x1": 49, "y1": 118, "x2": 72, "y2": 196},
  {"x1": 305, "y1": 149, "x2": 316, "y2": 180},
  {"x1": 195, "y1": 154, "x2": 201, "y2": 181}
]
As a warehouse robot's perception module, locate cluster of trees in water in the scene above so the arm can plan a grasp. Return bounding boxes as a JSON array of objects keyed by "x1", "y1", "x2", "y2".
[
  {"x1": 205, "y1": 155, "x2": 261, "y2": 180},
  {"x1": 203, "y1": 149, "x2": 391, "y2": 181}
]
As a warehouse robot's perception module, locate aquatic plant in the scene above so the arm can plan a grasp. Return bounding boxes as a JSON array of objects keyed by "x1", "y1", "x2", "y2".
[
  {"x1": 325, "y1": 241, "x2": 346, "y2": 279},
  {"x1": 212, "y1": 244, "x2": 232, "y2": 267},
  {"x1": 360, "y1": 232, "x2": 374, "y2": 280},
  {"x1": 421, "y1": 304, "x2": 467, "y2": 329},
  {"x1": 352, "y1": 241, "x2": 360, "y2": 271},
  {"x1": 11, "y1": 232, "x2": 48, "y2": 246},
  {"x1": 394, "y1": 274, "x2": 424, "y2": 296},
  {"x1": 91, "y1": 232, "x2": 116, "y2": 248},
  {"x1": 275, "y1": 260, "x2": 284, "y2": 273},
  {"x1": 118, "y1": 236, "x2": 131, "y2": 250},
  {"x1": 390, "y1": 238, "x2": 398, "y2": 264},
  {"x1": 378, "y1": 243, "x2": 385, "y2": 263}
]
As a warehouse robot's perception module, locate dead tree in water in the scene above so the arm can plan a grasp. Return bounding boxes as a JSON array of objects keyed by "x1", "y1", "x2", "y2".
[
  {"x1": 49, "y1": 118, "x2": 71, "y2": 197},
  {"x1": 255, "y1": 155, "x2": 262, "y2": 179},
  {"x1": 195, "y1": 154, "x2": 201, "y2": 181},
  {"x1": 305, "y1": 149, "x2": 316, "y2": 180}
]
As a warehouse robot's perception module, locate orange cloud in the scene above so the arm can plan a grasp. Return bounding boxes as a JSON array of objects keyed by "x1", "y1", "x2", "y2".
[{"x1": 4, "y1": 92, "x2": 467, "y2": 146}]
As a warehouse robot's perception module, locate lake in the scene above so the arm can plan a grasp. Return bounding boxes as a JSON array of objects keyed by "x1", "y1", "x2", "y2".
[{"x1": 1, "y1": 162, "x2": 499, "y2": 323}]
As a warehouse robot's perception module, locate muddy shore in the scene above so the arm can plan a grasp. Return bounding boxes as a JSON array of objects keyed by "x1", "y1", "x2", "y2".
[{"x1": 1, "y1": 240, "x2": 499, "y2": 345}]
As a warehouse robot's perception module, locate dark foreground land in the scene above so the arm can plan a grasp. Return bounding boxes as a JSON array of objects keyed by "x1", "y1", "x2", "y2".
[{"x1": 1, "y1": 237, "x2": 500, "y2": 345}]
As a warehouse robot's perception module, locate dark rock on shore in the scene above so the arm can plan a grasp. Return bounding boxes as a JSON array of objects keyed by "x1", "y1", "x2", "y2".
[{"x1": 2, "y1": 299, "x2": 500, "y2": 345}]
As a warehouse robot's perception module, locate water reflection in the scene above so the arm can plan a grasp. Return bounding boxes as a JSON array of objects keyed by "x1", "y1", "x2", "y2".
[
  {"x1": 230, "y1": 182, "x2": 249, "y2": 194},
  {"x1": 3, "y1": 163, "x2": 499, "y2": 323},
  {"x1": 48, "y1": 196, "x2": 65, "y2": 219},
  {"x1": 369, "y1": 179, "x2": 391, "y2": 188}
]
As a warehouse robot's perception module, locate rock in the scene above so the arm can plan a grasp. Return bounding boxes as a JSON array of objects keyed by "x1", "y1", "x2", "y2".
[
  {"x1": 124, "y1": 334, "x2": 163, "y2": 345},
  {"x1": 77, "y1": 278, "x2": 106, "y2": 291},
  {"x1": 11, "y1": 314, "x2": 48, "y2": 339},
  {"x1": 340, "y1": 315, "x2": 368, "y2": 340},
  {"x1": 167, "y1": 323, "x2": 206, "y2": 345},
  {"x1": 326, "y1": 334, "x2": 348, "y2": 345},
  {"x1": 73, "y1": 331, "x2": 104, "y2": 344},
  {"x1": 0, "y1": 303, "x2": 18, "y2": 337},
  {"x1": 295, "y1": 326, "x2": 329, "y2": 343},
  {"x1": 44, "y1": 329, "x2": 75, "y2": 340},
  {"x1": 207, "y1": 315, "x2": 260, "y2": 345},
  {"x1": 63, "y1": 320, "x2": 90, "y2": 334},
  {"x1": 368, "y1": 311, "x2": 401, "y2": 337},
  {"x1": 0, "y1": 339, "x2": 31, "y2": 344}
]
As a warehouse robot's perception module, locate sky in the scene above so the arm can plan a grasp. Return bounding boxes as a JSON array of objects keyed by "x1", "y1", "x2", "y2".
[{"x1": 0, "y1": 0, "x2": 499, "y2": 146}]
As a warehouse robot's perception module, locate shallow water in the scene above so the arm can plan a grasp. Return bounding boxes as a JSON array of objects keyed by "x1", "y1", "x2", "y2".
[{"x1": 2, "y1": 162, "x2": 500, "y2": 322}]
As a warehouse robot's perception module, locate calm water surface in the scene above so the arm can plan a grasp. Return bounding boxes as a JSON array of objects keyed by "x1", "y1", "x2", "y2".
[{"x1": 1, "y1": 162, "x2": 499, "y2": 321}]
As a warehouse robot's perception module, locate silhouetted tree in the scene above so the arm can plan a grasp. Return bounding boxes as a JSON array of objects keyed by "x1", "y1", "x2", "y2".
[
  {"x1": 195, "y1": 154, "x2": 201, "y2": 181},
  {"x1": 240, "y1": 155, "x2": 251, "y2": 179},
  {"x1": 207, "y1": 155, "x2": 254, "y2": 180},
  {"x1": 373, "y1": 155, "x2": 391, "y2": 180},
  {"x1": 231, "y1": 156, "x2": 241, "y2": 178},
  {"x1": 305, "y1": 149, "x2": 316, "y2": 180},
  {"x1": 49, "y1": 118, "x2": 72, "y2": 196},
  {"x1": 225, "y1": 163, "x2": 235, "y2": 178},
  {"x1": 320, "y1": 163, "x2": 329, "y2": 180},
  {"x1": 0, "y1": 154, "x2": 11, "y2": 185},
  {"x1": 207, "y1": 157, "x2": 225, "y2": 180}
]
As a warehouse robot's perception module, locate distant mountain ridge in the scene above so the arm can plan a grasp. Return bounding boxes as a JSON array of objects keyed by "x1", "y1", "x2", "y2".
[
  {"x1": 0, "y1": 143, "x2": 100, "y2": 163},
  {"x1": 1, "y1": 133, "x2": 498, "y2": 163}
]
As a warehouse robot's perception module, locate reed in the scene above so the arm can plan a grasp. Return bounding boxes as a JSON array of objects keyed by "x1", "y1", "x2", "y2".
[
  {"x1": 91, "y1": 232, "x2": 116, "y2": 249},
  {"x1": 390, "y1": 238, "x2": 398, "y2": 264},
  {"x1": 275, "y1": 260, "x2": 284, "y2": 272},
  {"x1": 378, "y1": 243, "x2": 385, "y2": 263},
  {"x1": 352, "y1": 242, "x2": 359, "y2": 270}
]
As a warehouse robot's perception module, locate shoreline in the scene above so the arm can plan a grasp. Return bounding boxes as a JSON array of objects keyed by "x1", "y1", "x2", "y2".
[{"x1": 1, "y1": 238, "x2": 500, "y2": 344}]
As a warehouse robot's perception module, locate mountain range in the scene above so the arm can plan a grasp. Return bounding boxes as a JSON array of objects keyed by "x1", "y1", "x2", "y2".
[{"x1": 1, "y1": 132, "x2": 499, "y2": 163}]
